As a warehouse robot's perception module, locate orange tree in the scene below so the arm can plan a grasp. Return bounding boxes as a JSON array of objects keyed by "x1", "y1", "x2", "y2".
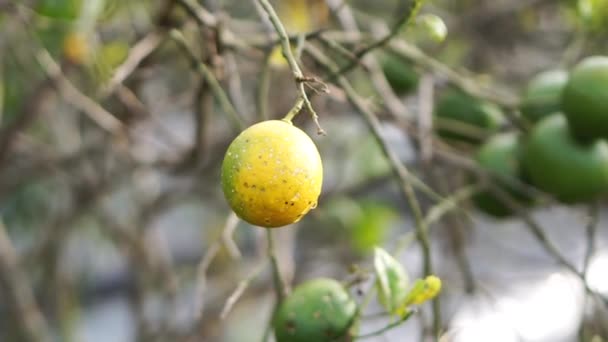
[{"x1": 0, "y1": 0, "x2": 608, "y2": 341}]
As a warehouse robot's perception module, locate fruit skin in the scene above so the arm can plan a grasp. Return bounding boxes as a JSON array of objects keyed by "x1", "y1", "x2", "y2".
[
  {"x1": 221, "y1": 120, "x2": 323, "y2": 228},
  {"x1": 274, "y1": 278, "x2": 358, "y2": 342},
  {"x1": 474, "y1": 132, "x2": 530, "y2": 217},
  {"x1": 520, "y1": 69, "x2": 568, "y2": 123},
  {"x1": 562, "y1": 56, "x2": 608, "y2": 142},
  {"x1": 381, "y1": 53, "x2": 419, "y2": 95},
  {"x1": 434, "y1": 90, "x2": 504, "y2": 144},
  {"x1": 522, "y1": 114, "x2": 608, "y2": 203}
]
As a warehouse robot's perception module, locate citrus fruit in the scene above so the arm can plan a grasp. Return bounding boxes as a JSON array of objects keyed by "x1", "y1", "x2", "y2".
[
  {"x1": 381, "y1": 53, "x2": 419, "y2": 95},
  {"x1": 434, "y1": 90, "x2": 504, "y2": 144},
  {"x1": 562, "y1": 56, "x2": 608, "y2": 141},
  {"x1": 522, "y1": 114, "x2": 608, "y2": 203},
  {"x1": 274, "y1": 278, "x2": 358, "y2": 342},
  {"x1": 520, "y1": 69, "x2": 568, "y2": 123},
  {"x1": 62, "y1": 32, "x2": 89, "y2": 65},
  {"x1": 473, "y1": 132, "x2": 531, "y2": 217},
  {"x1": 221, "y1": 120, "x2": 323, "y2": 228}
]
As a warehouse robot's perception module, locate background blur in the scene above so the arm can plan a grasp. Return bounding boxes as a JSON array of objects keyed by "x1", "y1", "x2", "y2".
[{"x1": 1, "y1": 0, "x2": 608, "y2": 341}]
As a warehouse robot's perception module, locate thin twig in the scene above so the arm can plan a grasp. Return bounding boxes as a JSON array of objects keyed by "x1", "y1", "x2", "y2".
[
  {"x1": 266, "y1": 229, "x2": 287, "y2": 302},
  {"x1": 36, "y1": 49, "x2": 126, "y2": 135},
  {"x1": 101, "y1": 31, "x2": 165, "y2": 97},
  {"x1": 170, "y1": 29, "x2": 245, "y2": 132},
  {"x1": 0, "y1": 219, "x2": 52, "y2": 342},
  {"x1": 327, "y1": 0, "x2": 425, "y2": 81},
  {"x1": 355, "y1": 311, "x2": 415, "y2": 339},
  {"x1": 255, "y1": 0, "x2": 326, "y2": 133},
  {"x1": 220, "y1": 260, "x2": 268, "y2": 320},
  {"x1": 583, "y1": 202, "x2": 600, "y2": 276},
  {"x1": 257, "y1": 49, "x2": 272, "y2": 121},
  {"x1": 388, "y1": 40, "x2": 518, "y2": 108}
]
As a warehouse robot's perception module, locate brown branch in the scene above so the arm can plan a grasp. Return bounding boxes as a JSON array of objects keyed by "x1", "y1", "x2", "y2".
[{"x1": 0, "y1": 220, "x2": 52, "y2": 342}]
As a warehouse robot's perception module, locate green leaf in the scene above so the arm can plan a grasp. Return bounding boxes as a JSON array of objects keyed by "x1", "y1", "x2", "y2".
[
  {"x1": 373, "y1": 247, "x2": 409, "y2": 315},
  {"x1": 351, "y1": 202, "x2": 397, "y2": 254},
  {"x1": 395, "y1": 275, "x2": 443, "y2": 316}
]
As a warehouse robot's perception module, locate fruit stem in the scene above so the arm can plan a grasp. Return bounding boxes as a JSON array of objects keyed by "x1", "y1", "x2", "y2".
[
  {"x1": 256, "y1": 0, "x2": 326, "y2": 134},
  {"x1": 266, "y1": 230, "x2": 287, "y2": 302},
  {"x1": 282, "y1": 96, "x2": 305, "y2": 123}
]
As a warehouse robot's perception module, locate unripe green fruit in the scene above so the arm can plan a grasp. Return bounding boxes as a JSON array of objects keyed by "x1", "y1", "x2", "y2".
[
  {"x1": 473, "y1": 132, "x2": 532, "y2": 218},
  {"x1": 381, "y1": 53, "x2": 419, "y2": 95},
  {"x1": 434, "y1": 90, "x2": 504, "y2": 144},
  {"x1": 562, "y1": 56, "x2": 608, "y2": 142},
  {"x1": 520, "y1": 69, "x2": 568, "y2": 123},
  {"x1": 522, "y1": 114, "x2": 608, "y2": 203},
  {"x1": 274, "y1": 278, "x2": 358, "y2": 342}
]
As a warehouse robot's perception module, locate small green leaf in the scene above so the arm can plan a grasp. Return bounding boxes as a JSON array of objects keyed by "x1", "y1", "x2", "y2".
[
  {"x1": 351, "y1": 202, "x2": 397, "y2": 254},
  {"x1": 408, "y1": 275, "x2": 442, "y2": 305},
  {"x1": 373, "y1": 247, "x2": 409, "y2": 315}
]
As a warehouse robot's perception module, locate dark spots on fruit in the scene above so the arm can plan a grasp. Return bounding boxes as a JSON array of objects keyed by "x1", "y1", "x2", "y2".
[
  {"x1": 308, "y1": 201, "x2": 312, "y2": 205},
  {"x1": 258, "y1": 155, "x2": 262, "y2": 159},
  {"x1": 282, "y1": 179, "x2": 288, "y2": 184},
  {"x1": 290, "y1": 202, "x2": 295, "y2": 206},
  {"x1": 245, "y1": 139, "x2": 250, "y2": 143},
  {"x1": 252, "y1": 184, "x2": 257, "y2": 189},
  {"x1": 260, "y1": 187, "x2": 266, "y2": 192},
  {"x1": 243, "y1": 182, "x2": 249, "y2": 188},
  {"x1": 264, "y1": 218, "x2": 270, "y2": 224},
  {"x1": 285, "y1": 201, "x2": 288, "y2": 205}
]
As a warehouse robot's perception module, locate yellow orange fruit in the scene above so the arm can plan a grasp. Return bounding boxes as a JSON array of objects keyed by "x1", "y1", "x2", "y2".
[{"x1": 221, "y1": 120, "x2": 323, "y2": 228}]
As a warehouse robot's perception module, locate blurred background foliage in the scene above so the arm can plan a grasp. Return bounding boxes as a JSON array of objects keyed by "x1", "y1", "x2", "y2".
[{"x1": 1, "y1": 0, "x2": 608, "y2": 341}]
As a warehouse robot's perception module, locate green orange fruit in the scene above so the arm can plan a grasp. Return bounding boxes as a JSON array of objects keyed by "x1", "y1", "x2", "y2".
[
  {"x1": 381, "y1": 53, "x2": 419, "y2": 95},
  {"x1": 522, "y1": 114, "x2": 608, "y2": 203},
  {"x1": 434, "y1": 90, "x2": 504, "y2": 144},
  {"x1": 221, "y1": 120, "x2": 323, "y2": 228},
  {"x1": 474, "y1": 132, "x2": 531, "y2": 217},
  {"x1": 520, "y1": 69, "x2": 568, "y2": 123},
  {"x1": 562, "y1": 56, "x2": 608, "y2": 142},
  {"x1": 274, "y1": 278, "x2": 358, "y2": 342}
]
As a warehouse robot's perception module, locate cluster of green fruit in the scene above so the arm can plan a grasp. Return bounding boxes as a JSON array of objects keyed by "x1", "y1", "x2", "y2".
[
  {"x1": 473, "y1": 56, "x2": 608, "y2": 217},
  {"x1": 382, "y1": 55, "x2": 608, "y2": 217}
]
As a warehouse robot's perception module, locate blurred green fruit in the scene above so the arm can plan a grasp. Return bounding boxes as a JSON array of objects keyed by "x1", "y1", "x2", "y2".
[
  {"x1": 434, "y1": 90, "x2": 504, "y2": 144},
  {"x1": 520, "y1": 69, "x2": 568, "y2": 123},
  {"x1": 35, "y1": 0, "x2": 82, "y2": 20},
  {"x1": 474, "y1": 132, "x2": 532, "y2": 217},
  {"x1": 522, "y1": 114, "x2": 608, "y2": 203},
  {"x1": 274, "y1": 278, "x2": 357, "y2": 342},
  {"x1": 562, "y1": 56, "x2": 608, "y2": 142},
  {"x1": 381, "y1": 53, "x2": 419, "y2": 95}
]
